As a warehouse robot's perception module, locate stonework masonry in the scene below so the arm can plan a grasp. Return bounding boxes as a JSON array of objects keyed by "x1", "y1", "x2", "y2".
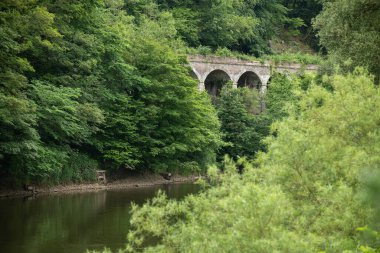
[{"x1": 188, "y1": 55, "x2": 318, "y2": 93}]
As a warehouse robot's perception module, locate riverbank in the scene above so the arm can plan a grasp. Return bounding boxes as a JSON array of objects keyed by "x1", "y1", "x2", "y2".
[{"x1": 0, "y1": 174, "x2": 201, "y2": 199}]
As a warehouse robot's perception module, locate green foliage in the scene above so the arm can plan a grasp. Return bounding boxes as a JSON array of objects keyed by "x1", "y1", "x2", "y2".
[
  {"x1": 265, "y1": 73, "x2": 300, "y2": 120},
  {"x1": 126, "y1": 0, "x2": 303, "y2": 56},
  {"x1": 29, "y1": 81, "x2": 104, "y2": 144},
  {"x1": 263, "y1": 52, "x2": 323, "y2": 65},
  {"x1": 61, "y1": 151, "x2": 98, "y2": 183},
  {"x1": 216, "y1": 85, "x2": 269, "y2": 160},
  {"x1": 98, "y1": 12, "x2": 223, "y2": 172},
  {"x1": 314, "y1": 0, "x2": 380, "y2": 81},
  {"x1": 188, "y1": 47, "x2": 323, "y2": 65},
  {"x1": 126, "y1": 173, "x2": 295, "y2": 253},
  {"x1": 0, "y1": 0, "x2": 60, "y2": 183},
  {"x1": 281, "y1": 0, "x2": 322, "y2": 50},
  {"x1": 0, "y1": 0, "x2": 223, "y2": 184},
  {"x1": 117, "y1": 71, "x2": 380, "y2": 252},
  {"x1": 209, "y1": 73, "x2": 308, "y2": 165}
]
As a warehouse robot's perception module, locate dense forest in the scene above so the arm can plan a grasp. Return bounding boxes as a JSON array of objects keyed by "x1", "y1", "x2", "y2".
[
  {"x1": 0, "y1": 0, "x2": 325, "y2": 185},
  {"x1": 1, "y1": 0, "x2": 380, "y2": 251}
]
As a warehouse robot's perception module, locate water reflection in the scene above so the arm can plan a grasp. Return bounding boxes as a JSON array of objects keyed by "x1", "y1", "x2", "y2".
[{"x1": 0, "y1": 183, "x2": 200, "y2": 253}]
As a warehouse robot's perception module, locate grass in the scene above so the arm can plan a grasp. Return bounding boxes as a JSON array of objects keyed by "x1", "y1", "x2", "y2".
[{"x1": 186, "y1": 46, "x2": 324, "y2": 65}]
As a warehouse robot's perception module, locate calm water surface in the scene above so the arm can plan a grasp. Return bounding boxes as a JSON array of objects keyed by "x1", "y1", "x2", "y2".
[{"x1": 0, "y1": 183, "x2": 200, "y2": 253}]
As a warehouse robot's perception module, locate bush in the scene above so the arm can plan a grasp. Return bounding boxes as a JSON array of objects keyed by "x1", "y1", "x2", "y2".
[
  {"x1": 61, "y1": 151, "x2": 97, "y2": 183},
  {"x1": 119, "y1": 70, "x2": 379, "y2": 253},
  {"x1": 263, "y1": 52, "x2": 323, "y2": 65}
]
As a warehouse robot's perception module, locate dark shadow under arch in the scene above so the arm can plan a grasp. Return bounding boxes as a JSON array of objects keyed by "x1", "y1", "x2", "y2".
[
  {"x1": 237, "y1": 71, "x2": 262, "y2": 90},
  {"x1": 267, "y1": 76, "x2": 272, "y2": 89},
  {"x1": 204, "y1": 69, "x2": 231, "y2": 97}
]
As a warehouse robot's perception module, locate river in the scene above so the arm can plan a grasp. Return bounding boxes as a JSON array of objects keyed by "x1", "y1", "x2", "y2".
[{"x1": 0, "y1": 183, "x2": 200, "y2": 253}]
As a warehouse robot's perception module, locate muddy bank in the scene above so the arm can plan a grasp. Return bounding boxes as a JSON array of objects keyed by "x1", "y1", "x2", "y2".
[{"x1": 0, "y1": 174, "x2": 201, "y2": 199}]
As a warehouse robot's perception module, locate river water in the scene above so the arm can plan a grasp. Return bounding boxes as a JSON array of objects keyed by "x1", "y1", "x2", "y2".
[{"x1": 0, "y1": 183, "x2": 200, "y2": 253}]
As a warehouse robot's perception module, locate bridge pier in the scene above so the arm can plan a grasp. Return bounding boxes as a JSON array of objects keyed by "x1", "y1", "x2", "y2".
[
  {"x1": 260, "y1": 75, "x2": 270, "y2": 94},
  {"x1": 260, "y1": 85, "x2": 267, "y2": 94},
  {"x1": 198, "y1": 81, "x2": 205, "y2": 91}
]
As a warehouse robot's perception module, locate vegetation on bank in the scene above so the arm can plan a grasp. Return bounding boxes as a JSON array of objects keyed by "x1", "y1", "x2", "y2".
[
  {"x1": 94, "y1": 70, "x2": 380, "y2": 253},
  {"x1": 1, "y1": 0, "x2": 380, "y2": 252},
  {"x1": 2, "y1": 0, "x2": 378, "y2": 186},
  {"x1": 0, "y1": 0, "x2": 326, "y2": 186},
  {"x1": 0, "y1": 0, "x2": 223, "y2": 186},
  {"x1": 98, "y1": 0, "x2": 378, "y2": 252}
]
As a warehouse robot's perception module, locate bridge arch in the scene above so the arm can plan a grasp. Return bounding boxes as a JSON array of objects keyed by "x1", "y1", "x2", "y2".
[
  {"x1": 237, "y1": 71, "x2": 262, "y2": 90},
  {"x1": 204, "y1": 69, "x2": 231, "y2": 97}
]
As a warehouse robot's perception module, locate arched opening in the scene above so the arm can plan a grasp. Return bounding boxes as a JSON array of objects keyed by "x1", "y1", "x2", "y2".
[
  {"x1": 204, "y1": 70, "x2": 231, "y2": 97},
  {"x1": 237, "y1": 71, "x2": 262, "y2": 90}
]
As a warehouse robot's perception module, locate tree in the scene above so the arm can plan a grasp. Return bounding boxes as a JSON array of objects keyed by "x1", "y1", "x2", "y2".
[
  {"x1": 0, "y1": 0, "x2": 61, "y2": 182},
  {"x1": 121, "y1": 70, "x2": 379, "y2": 252},
  {"x1": 217, "y1": 85, "x2": 269, "y2": 160},
  {"x1": 281, "y1": 0, "x2": 322, "y2": 50},
  {"x1": 265, "y1": 73, "x2": 300, "y2": 120},
  {"x1": 120, "y1": 15, "x2": 223, "y2": 172},
  {"x1": 314, "y1": 0, "x2": 380, "y2": 81},
  {"x1": 0, "y1": 0, "x2": 223, "y2": 184},
  {"x1": 125, "y1": 0, "x2": 303, "y2": 56}
]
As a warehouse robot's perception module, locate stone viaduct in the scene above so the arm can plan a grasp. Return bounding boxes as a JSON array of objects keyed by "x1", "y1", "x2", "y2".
[{"x1": 188, "y1": 55, "x2": 317, "y2": 96}]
